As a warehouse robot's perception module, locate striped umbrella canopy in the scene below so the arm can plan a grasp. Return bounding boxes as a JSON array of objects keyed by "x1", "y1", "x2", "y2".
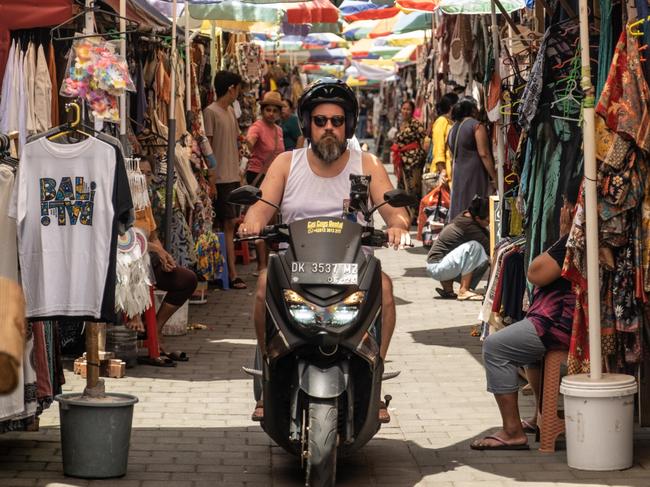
[
  {"x1": 394, "y1": 0, "x2": 438, "y2": 11},
  {"x1": 349, "y1": 37, "x2": 376, "y2": 57},
  {"x1": 188, "y1": 0, "x2": 339, "y2": 24},
  {"x1": 281, "y1": 21, "x2": 343, "y2": 35},
  {"x1": 391, "y1": 43, "x2": 417, "y2": 62},
  {"x1": 339, "y1": 0, "x2": 400, "y2": 21},
  {"x1": 368, "y1": 11, "x2": 430, "y2": 37},
  {"x1": 437, "y1": 0, "x2": 525, "y2": 13},
  {"x1": 303, "y1": 32, "x2": 349, "y2": 48},
  {"x1": 394, "y1": 10, "x2": 431, "y2": 31},
  {"x1": 342, "y1": 19, "x2": 380, "y2": 40},
  {"x1": 382, "y1": 28, "x2": 429, "y2": 46}
]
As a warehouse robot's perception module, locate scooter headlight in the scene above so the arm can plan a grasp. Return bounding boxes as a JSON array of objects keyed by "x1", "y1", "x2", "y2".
[
  {"x1": 283, "y1": 290, "x2": 365, "y2": 328},
  {"x1": 283, "y1": 290, "x2": 317, "y2": 325}
]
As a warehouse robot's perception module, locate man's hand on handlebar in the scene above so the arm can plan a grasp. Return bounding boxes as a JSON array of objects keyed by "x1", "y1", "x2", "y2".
[
  {"x1": 386, "y1": 227, "x2": 412, "y2": 250},
  {"x1": 238, "y1": 221, "x2": 265, "y2": 238}
]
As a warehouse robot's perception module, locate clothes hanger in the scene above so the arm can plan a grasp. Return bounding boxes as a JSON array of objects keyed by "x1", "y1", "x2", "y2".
[
  {"x1": 50, "y1": 1, "x2": 139, "y2": 42},
  {"x1": 628, "y1": 16, "x2": 650, "y2": 37}
]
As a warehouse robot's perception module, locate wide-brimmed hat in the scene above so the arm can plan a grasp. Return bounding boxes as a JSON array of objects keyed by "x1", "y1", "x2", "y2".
[{"x1": 260, "y1": 91, "x2": 283, "y2": 109}]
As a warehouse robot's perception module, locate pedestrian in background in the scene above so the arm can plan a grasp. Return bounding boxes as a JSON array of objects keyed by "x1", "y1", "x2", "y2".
[
  {"x1": 431, "y1": 92, "x2": 459, "y2": 186},
  {"x1": 245, "y1": 91, "x2": 285, "y2": 274},
  {"x1": 392, "y1": 100, "x2": 427, "y2": 222},
  {"x1": 203, "y1": 70, "x2": 248, "y2": 290},
  {"x1": 447, "y1": 97, "x2": 497, "y2": 221},
  {"x1": 280, "y1": 98, "x2": 304, "y2": 151}
]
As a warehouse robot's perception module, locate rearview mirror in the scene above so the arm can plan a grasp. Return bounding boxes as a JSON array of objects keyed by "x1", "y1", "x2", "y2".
[
  {"x1": 228, "y1": 185, "x2": 261, "y2": 206},
  {"x1": 383, "y1": 189, "x2": 418, "y2": 208}
]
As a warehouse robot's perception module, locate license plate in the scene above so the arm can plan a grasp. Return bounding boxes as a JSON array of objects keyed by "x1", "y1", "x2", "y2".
[{"x1": 290, "y1": 262, "x2": 358, "y2": 285}]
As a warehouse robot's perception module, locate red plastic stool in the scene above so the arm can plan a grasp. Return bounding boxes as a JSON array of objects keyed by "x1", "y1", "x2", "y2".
[
  {"x1": 537, "y1": 350, "x2": 568, "y2": 453},
  {"x1": 141, "y1": 286, "x2": 160, "y2": 359},
  {"x1": 234, "y1": 240, "x2": 251, "y2": 265}
]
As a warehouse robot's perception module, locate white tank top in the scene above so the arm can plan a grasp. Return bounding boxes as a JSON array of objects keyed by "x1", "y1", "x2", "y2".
[{"x1": 281, "y1": 148, "x2": 366, "y2": 225}]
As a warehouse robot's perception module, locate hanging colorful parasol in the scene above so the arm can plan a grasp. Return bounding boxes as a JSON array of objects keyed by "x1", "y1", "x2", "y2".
[
  {"x1": 439, "y1": 0, "x2": 525, "y2": 13},
  {"x1": 188, "y1": 0, "x2": 339, "y2": 25},
  {"x1": 393, "y1": 10, "x2": 432, "y2": 32},
  {"x1": 342, "y1": 19, "x2": 380, "y2": 40},
  {"x1": 394, "y1": 0, "x2": 439, "y2": 12},
  {"x1": 339, "y1": 0, "x2": 400, "y2": 21},
  {"x1": 391, "y1": 43, "x2": 418, "y2": 62},
  {"x1": 383, "y1": 29, "x2": 429, "y2": 46},
  {"x1": 350, "y1": 37, "x2": 378, "y2": 57}
]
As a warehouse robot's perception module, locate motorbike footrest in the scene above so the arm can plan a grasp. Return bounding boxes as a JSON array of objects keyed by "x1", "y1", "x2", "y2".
[
  {"x1": 382, "y1": 371, "x2": 400, "y2": 381},
  {"x1": 242, "y1": 366, "x2": 263, "y2": 378}
]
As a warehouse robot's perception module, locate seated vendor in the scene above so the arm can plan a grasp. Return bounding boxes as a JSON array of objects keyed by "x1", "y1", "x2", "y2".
[
  {"x1": 127, "y1": 155, "x2": 198, "y2": 367},
  {"x1": 425, "y1": 195, "x2": 490, "y2": 301},
  {"x1": 470, "y1": 188, "x2": 577, "y2": 451}
]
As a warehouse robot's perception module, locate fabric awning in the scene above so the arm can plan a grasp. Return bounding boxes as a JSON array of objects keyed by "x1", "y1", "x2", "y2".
[{"x1": 0, "y1": 0, "x2": 73, "y2": 87}]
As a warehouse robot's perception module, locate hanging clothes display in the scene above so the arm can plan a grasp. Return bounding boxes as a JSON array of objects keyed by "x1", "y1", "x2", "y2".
[
  {"x1": 10, "y1": 136, "x2": 133, "y2": 321},
  {"x1": 566, "y1": 28, "x2": 650, "y2": 374}
]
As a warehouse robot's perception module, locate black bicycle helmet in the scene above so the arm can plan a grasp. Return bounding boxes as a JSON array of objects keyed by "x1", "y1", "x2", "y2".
[{"x1": 297, "y1": 77, "x2": 359, "y2": 140}]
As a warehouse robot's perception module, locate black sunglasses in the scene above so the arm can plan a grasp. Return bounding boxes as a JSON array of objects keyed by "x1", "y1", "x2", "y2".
[{"x1": 312, "y1": 115, "x2": 345, "y2": 128}]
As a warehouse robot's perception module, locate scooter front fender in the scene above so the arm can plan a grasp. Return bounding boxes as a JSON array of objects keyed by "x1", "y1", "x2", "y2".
[{"x1": 297, "y1": 360, "x2": 349, "y2": 399}]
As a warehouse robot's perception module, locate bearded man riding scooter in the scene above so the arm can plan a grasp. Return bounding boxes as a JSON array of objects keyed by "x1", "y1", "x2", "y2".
[{"x1": 239, "y1": 79, "x2": 411, "y2": 423}]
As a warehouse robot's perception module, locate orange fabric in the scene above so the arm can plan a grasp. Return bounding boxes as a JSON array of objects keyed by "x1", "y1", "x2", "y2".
[
  {"x1": 135, "y1": 206, "x2": 157, "y2": 236},
  {"x1": 48, "y1": 43, "x2": 59, "y2": 126}
]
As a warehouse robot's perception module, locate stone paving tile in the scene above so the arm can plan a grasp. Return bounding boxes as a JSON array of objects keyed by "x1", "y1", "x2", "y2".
[{"x1": 4, "y1": 165, "x2": 650, "y2": 486}]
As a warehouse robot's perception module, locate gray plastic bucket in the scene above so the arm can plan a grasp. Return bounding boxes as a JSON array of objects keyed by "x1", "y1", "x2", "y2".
[{"x1": 55, "y1": 392, "x2": 138, "y2": 478}]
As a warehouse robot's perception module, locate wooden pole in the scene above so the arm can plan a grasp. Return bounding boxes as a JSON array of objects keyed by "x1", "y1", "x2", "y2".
[{"x1": 578, "y1": 0, "x2": 601, "y2": 379}]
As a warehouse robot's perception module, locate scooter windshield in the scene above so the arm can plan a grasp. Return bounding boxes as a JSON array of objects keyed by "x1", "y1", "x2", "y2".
[{"x1": 288, "y1": 217, "x2": 362, "y2": 264}]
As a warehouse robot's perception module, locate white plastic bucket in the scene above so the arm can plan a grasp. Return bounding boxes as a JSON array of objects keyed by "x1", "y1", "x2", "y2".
[
  {"x1": 560, "y1": 373, "x2": 637, "y2": 471},
  {"x1": 154, "y1": 290, "x2": 188, "y2": 336}
]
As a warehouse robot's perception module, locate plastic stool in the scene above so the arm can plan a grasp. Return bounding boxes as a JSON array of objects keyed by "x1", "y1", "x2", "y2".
[
  {"x1": 537, "y1": 350, "x2": 568, "y2": 453},
  {"x1": 214, "y1": 231, "x2": 230, "y2": 289},
  {"x1": 234, "y1": 240, "x2": 251, "y2": 265},
  {"x1": 141, "y1": 286, "x2": 160, "y2": 359}
]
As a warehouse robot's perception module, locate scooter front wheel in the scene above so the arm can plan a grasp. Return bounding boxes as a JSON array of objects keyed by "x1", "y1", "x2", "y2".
[{"x1": 304, "y1": 398, "x2": 338, "y2": 487}]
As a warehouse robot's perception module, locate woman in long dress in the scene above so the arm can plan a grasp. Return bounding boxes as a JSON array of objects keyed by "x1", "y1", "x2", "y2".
[
  {"x1": 447, "y1": 97, "x2": 497, "y2": 220},
  {"x1": 393, "y1": 100, "x2": 427, "y2": 219}
]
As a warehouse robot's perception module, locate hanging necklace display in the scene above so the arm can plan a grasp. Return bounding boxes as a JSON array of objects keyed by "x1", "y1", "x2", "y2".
[
  {"x1": 115, "y1": 227, "x2": 152, "y2": 319},
  {"x1": 125, "y1": 157, "x2": 150, "y2": 211}
]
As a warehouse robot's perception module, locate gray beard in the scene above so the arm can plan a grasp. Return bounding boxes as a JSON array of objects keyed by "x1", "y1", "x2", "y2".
[{"x1": 312, "y1": 135, "x2": 348, "y2": 165}]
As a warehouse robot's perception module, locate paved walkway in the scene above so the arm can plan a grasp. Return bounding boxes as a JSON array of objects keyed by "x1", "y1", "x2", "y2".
[{"x1": 3, "y1": 162, "x2": 650, "y2": 486}]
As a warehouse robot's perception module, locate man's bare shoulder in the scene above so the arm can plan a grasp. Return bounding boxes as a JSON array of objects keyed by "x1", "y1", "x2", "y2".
[
  {"x1": 268, "y1": 151, "x2": 294, "y2": 175},
  {"x1": 361, "y1": 151, "x2": 386, "y2": 174}
]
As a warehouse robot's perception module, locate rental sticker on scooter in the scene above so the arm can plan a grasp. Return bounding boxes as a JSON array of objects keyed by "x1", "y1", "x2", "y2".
[
  {"x1": 306, "y1": 220, "x2": 344, "y2": 235},
  {"x1": 291, "y1": 262, "x2": 358, "y2": 285}
]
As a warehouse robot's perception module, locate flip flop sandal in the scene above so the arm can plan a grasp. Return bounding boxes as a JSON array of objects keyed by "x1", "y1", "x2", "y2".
[
  {"x1": 137, "y1": 356, "x2": 177, "y2": 367},
  {"x1": 251, "y1": 401, "x2": 264, "y2": 422},
  {"x1": 470, "y1": 435, "x2": 529, "y2": 451},
  {"x1": 521, "y1": 419, "x2": 539, "y2": 434},
  {"x1": 229, "y1": 277, "x2": 247, "y2": 290},
  {"x1": 435, "y1": 287, "x2": 458, "y2": 299},
  {"x1": 457, "y1": 292, "x2": 483, "y2": 301},
  {"x1": 161, "y1": 351, "x2": 189, "y2": 362}
]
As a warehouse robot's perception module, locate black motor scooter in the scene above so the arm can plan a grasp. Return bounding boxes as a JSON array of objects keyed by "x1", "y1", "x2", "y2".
[{"x1": 229, "y1": 182, "x2": 415, "y2": 487}]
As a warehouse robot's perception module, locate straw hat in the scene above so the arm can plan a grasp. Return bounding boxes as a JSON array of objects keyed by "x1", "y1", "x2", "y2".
[{"x1": 260, "y1": 91, "x2": 283, "y2": 109}]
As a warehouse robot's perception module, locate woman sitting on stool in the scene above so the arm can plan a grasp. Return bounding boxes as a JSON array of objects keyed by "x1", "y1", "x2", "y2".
[{"x1": 128, "y1": 155, "x2": 198, "y2": 367}]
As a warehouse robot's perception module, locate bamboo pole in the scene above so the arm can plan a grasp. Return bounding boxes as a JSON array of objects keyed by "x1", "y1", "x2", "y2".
[
  {"x1": 119, "y1": 0, "x2": 128, "y2": 153},
  {"x1": 578, "y1": 0, "x2": 601, "y2": 378}
]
